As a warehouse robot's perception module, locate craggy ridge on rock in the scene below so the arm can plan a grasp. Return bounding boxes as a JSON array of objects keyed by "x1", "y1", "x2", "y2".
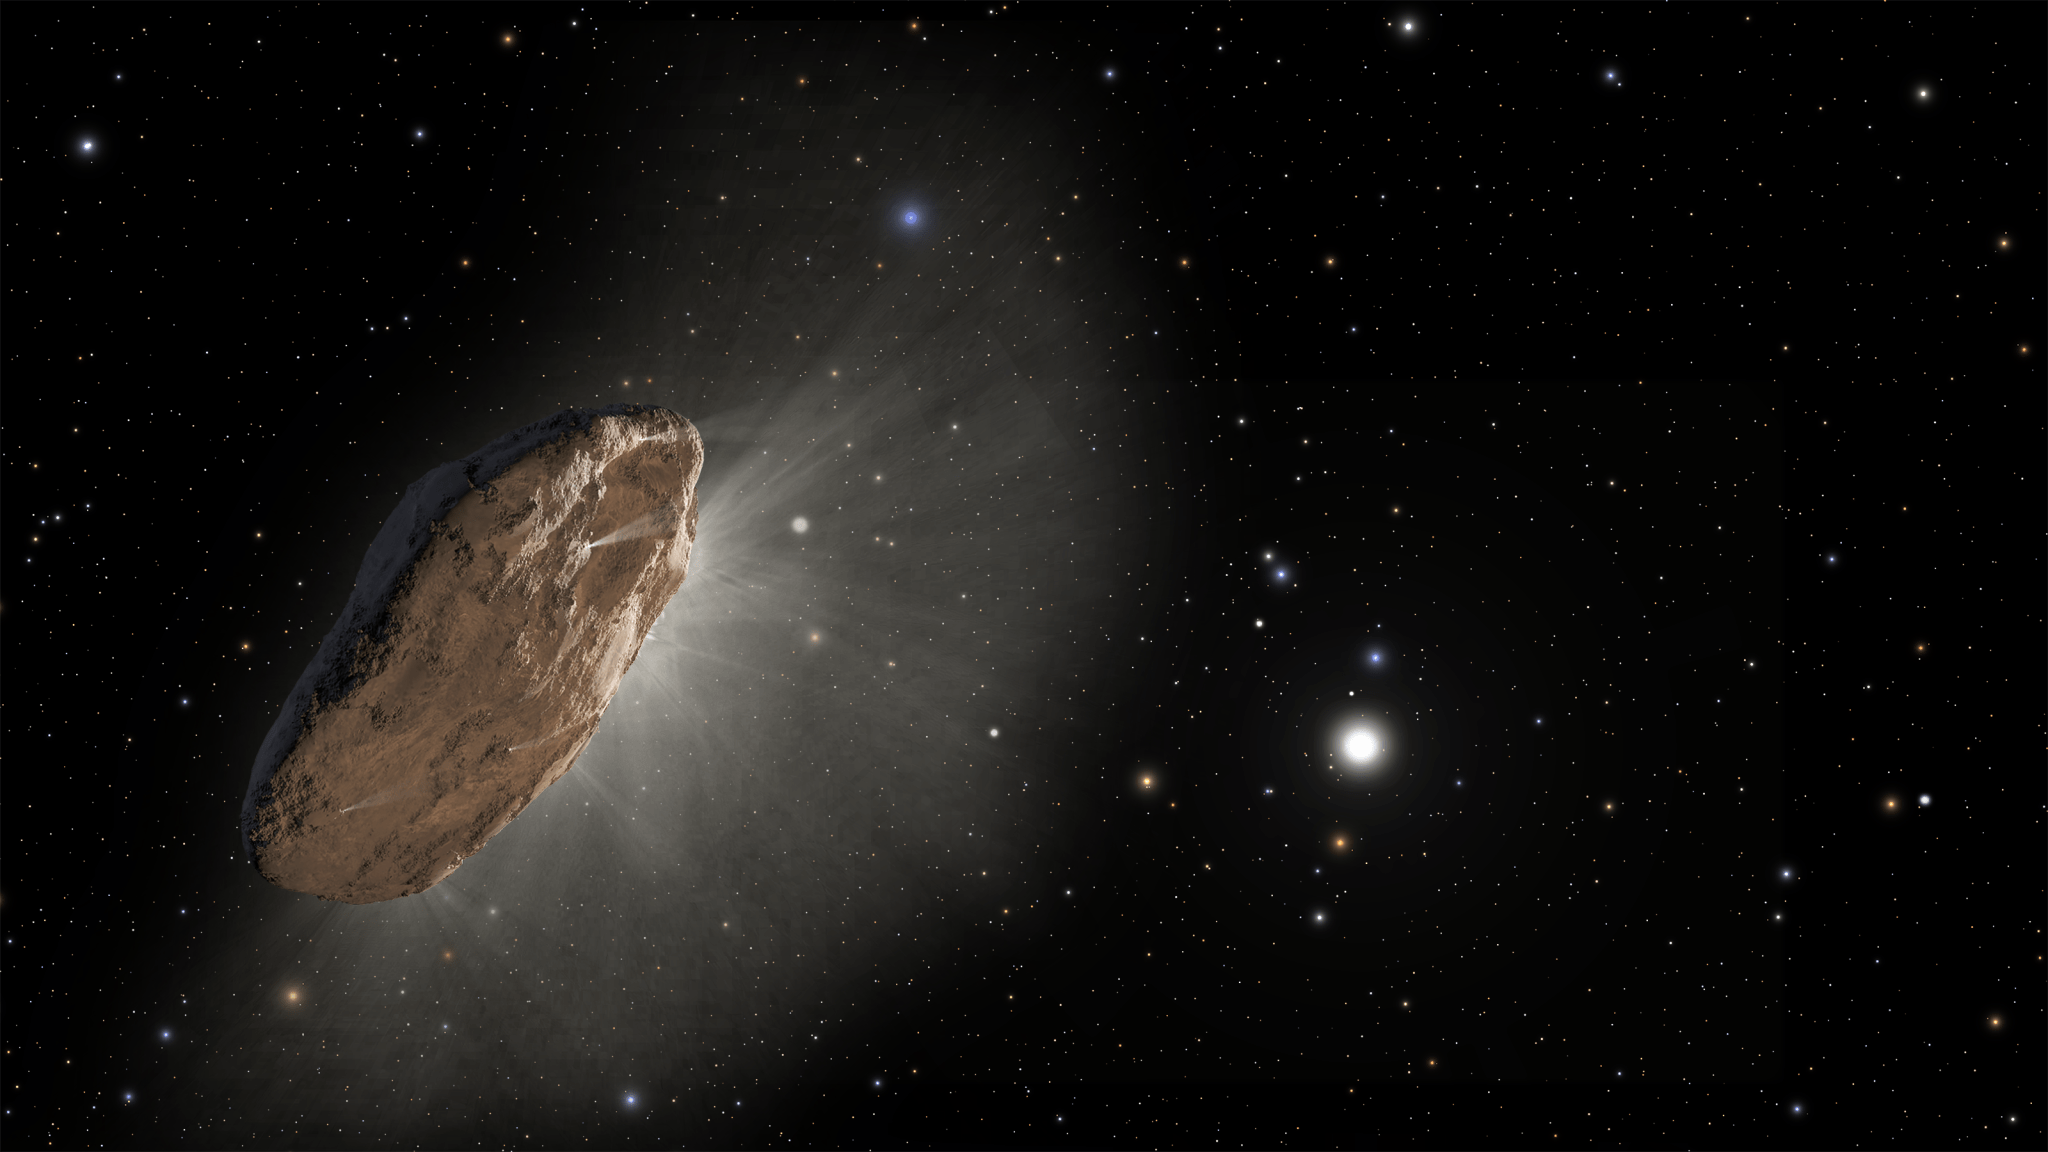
[{"x1": 241, "y1": 405, "x2": 701, "y2": 903}]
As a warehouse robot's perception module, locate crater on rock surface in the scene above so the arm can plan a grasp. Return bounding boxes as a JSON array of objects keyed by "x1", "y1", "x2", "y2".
[{"x1": 242, "y1": 405, "x2": 702, "y2": 903}]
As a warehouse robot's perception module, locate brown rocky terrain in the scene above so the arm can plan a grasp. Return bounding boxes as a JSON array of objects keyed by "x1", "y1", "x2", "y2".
[{"x1": 241, "y1": 405, "x2": 701, "y2": 903}]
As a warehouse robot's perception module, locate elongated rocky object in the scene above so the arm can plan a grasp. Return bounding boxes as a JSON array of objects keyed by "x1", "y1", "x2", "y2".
[{"x1": 242, "y1": 405, "x2": 701, "y2": 903}]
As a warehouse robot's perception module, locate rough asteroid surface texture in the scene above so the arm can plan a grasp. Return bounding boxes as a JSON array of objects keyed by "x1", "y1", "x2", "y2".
[{"x1": 242, "y1": 405, "x2": 701, "y2": 903}]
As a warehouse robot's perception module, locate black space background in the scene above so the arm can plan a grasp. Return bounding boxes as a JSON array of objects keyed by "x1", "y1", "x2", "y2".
[{"x1": 4, "y1": 3, "x2": 2040, "y2": 1148}]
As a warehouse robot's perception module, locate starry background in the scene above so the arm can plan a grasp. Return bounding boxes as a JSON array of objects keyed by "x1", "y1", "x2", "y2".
[{"x1": 4, "y1": 3, "x2": 2039, "y2": 1147}]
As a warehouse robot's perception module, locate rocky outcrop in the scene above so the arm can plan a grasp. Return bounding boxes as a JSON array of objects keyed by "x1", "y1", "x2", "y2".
[{"x1": 242, "y1": 405, "x2": 701, "y2": 903}]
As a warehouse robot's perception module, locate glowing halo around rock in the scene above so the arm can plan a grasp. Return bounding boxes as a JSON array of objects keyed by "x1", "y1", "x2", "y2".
[{"x1": 1341, "y1": 728, "x2": 1380, "y2": 764}]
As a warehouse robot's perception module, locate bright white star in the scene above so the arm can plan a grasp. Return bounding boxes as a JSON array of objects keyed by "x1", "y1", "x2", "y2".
[{"x1": 1342, "y1": 729, "x2": 1378, "y2": 763}]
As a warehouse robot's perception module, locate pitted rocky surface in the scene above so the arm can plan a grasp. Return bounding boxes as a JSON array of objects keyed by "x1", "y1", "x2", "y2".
[{"x1": 241, "y1": 405, "x2": 701, "y2": 903}]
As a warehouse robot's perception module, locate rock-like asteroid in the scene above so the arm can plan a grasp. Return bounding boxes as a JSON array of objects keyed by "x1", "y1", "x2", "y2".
[{"x1": 242, "y1": 405, "x2": 701, "y2": 903}]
